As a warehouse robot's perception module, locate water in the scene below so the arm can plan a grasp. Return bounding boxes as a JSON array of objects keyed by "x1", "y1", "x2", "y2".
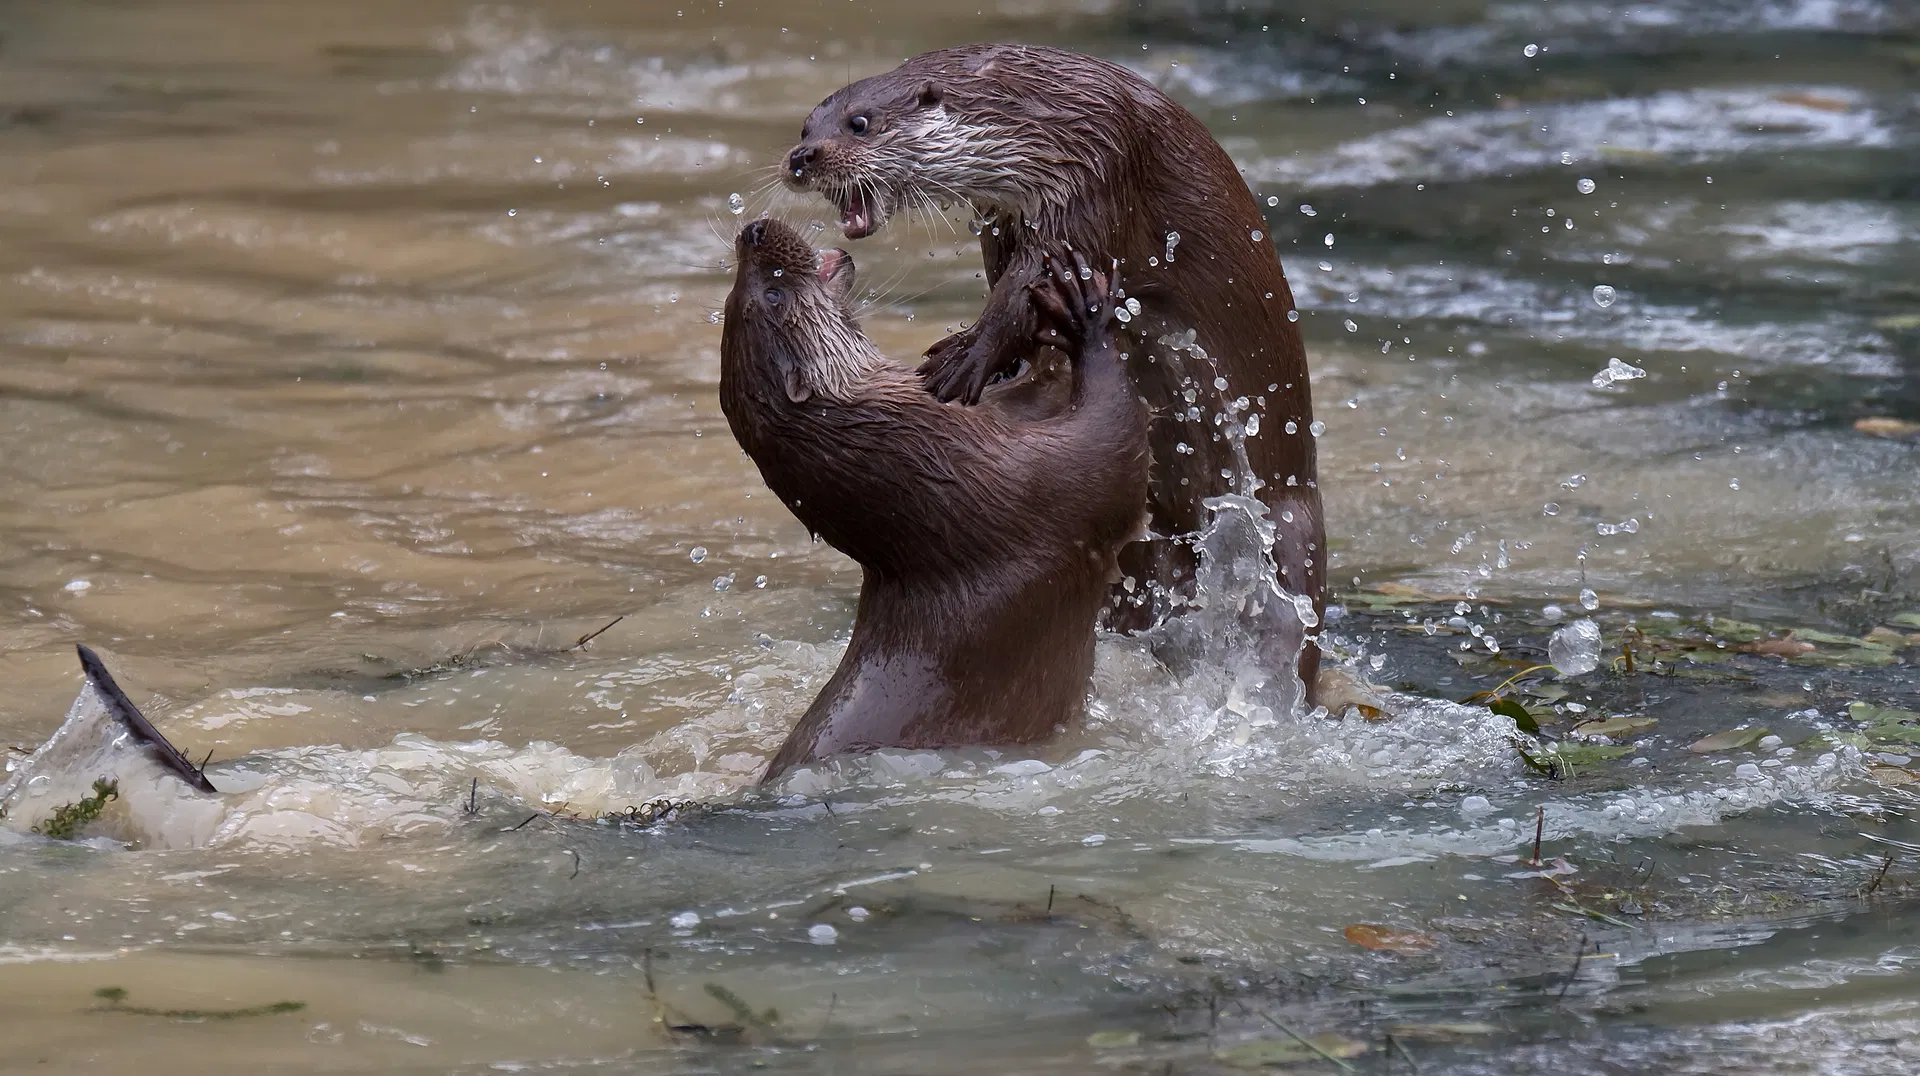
[{"x1": 2, "y1": 1, "x2": 1918, "y2": 1070}]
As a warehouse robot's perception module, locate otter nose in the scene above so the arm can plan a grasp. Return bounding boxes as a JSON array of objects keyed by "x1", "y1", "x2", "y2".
[
  {"x1": 742, "y1": 219, "x2": 769, "y2": 247},
  {"x1": 786, "y1": 145, "x2": 818, "y2": 179}
]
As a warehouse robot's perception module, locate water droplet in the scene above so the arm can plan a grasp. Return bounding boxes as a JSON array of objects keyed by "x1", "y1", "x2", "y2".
[
  {"x1": 1281, "y1": 509, "x2": 1294, "y2": 522},
  {"x1": 1561, "y1": 473, "x2": 1587, "y2": 490},
  {"x1": 771, "y1": 268, "x2": 783, "y2": 277},
  {"x1": 1164, "y1": 231, "x2": 1181, "y2": 262},
  {"x1": 1287, "y1": 309, "x2": 1301, "y2": 322},
  {"x1": 713, "y1": 574, "x2": 734, "y2": 591},
  {"x1": 1523, "y1": 43, "x2": 1540, "y2": 57},
  {"x1": 1299, "y1": 204, "x2": 1316, "y2": 217},
  {"x1": 1317, "y1": 261, "x2": 1333, "y2": 272},
  {"x1": 1114, "y1": 307, "x2": 1132, "y2": 323},
  {"x1": 1078, "y1": 265, "x2": 1092, "y2": 280},
  {"x1": 1245, "y1": 413, "x2": 1260, "y2": 436},
  {"x1": 1309, "y1": 420, "x2": 1326, "y2": 436},
  {"x1": 1250, "y1": 229, "x2": 1264, "y2": 242},
  {"x1": 1591, "y1": 284, "x2": 1617, "y2": 308},
  {"x1": 1549, "y1": 619, "x2": 1602, "y2": 676},
  {"x1": 1213, "y1": 376, "x2": 1228, "y2": 391},
  {"x1": 670, "y1": 911, "x2": 700, "y2": 930},
  {"x1": 1576, "y1": 177, "x2": 1596, "y2": 195},
  {"x1": 689, "y1": 546, "x2": 708, "y2": 564},
  {"x1": 64, "y1": 579, "x2": 91, "y2": 593},
  {"x1": 808, "y1": 924, "x2": 839, "y2": 945},
  {"x1": 1124, "y1": 297, "x2": 1141, "y2": 316},
  {"x1": 1343, "y1": 319, "x2": 1357, "y2": 332},
  {"x1": 1284, "y1": 420, "x2": 1298, "y2": 435},
  {"x1": 507, "y1": 208, "x2": 517, "y2": 217},
  {"x1": 1266, "y1": 195, "x2": 1279, "y2": 207},
  {"x1": 1323, "y1": 233, "x2": 1335, "y2": 248},
  {"x1": 1729, "y1": 478, "x2": 1741, "y2": 490},
  {"x1": 754, "y1": 575, "x2": 768, "y2": 588},
  {"x1": 1578, "y1": 588, "x2": 1600, "y2": 611},
  {"x1": 968, "y1": 218, "x2": 985, "y2": 236},
  {"x1": 727, "y1": 192, "x2": 745, "y2": 215},
  {"x1": 1590, "y1": 356, "x2": 1647, "y2": 388}
]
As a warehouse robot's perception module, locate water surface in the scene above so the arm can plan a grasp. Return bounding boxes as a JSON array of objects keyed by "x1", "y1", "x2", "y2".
[{"x1": 2, "y1": 1, "x2": 1918, "y2": 1071}]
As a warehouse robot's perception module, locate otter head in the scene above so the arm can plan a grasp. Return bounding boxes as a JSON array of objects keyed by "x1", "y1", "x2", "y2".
[
  {"x1": 783, "y1": 51, "x2": 1052, "y2": 239},
  {"x1": 723, "y1": 218, "x2": 878, "y2": 404}
]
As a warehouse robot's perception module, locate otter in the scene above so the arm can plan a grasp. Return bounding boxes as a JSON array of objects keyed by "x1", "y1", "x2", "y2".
[
  {"x1": 719, "y1": 218, "x2": 1149, "y2": 782},
  {"x1": 783, "y1": 44, "x2": 1326, "y2": 696}
]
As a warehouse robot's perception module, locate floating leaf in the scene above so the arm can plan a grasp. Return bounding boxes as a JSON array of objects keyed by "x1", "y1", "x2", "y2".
[
  {"x1": 1344, "y1": 924, "x2": 1438, "y2": 952},
  {"x1": 1789, "y1": 645, "x2": 1896, "y2": 668},
  {"x1": 1745, "y1": 639, "x2": 1816, "y2": 657},
  {"x1": 1572, "y1": 716, "x2": 1656, "y2": 739},
  {"x1": 1514, "y1": 741, "x2": 1559, "y2": 776},
  {"x1": 1890, "y1": 613, "x2": 1920, "y2": 629},
  {"x1": 1551, "y1": 743, "x2": 1634, "y2": 769},
  {"x1": 1355, "y1": 703, "x2": 1390, "y2": 723},
  {"x1": 1388, "y1": 1022, "x2": 1498, "y2": 1043},
  {"x1": 1216, "y1": 1034, "x2": 1368, "y2": 1067},
  {"x1": 1871, "y1": 315, "x2": 1920, "y2": 332},
  {"x1": 1521, "y1": 682, "x2": 1569, "y2": 702},
  {"x1": 1868, "y1": 766, "x2": 1919, "y2": 788},
  {"x1": 1774, "y1": 91, "x2": 1851, "y2": 111},
  {"x1": 1706, "y1": 617, "x2": 1766, "y2": 643},
  {"x1": 1489, "y1": 698, "x2": 1538, "y2": 735},
  {"x1": 1802, "y1": 731, "x2": 1870, "y2": 752},
  {"x1": 1087, "y1": 1030, "x2": 1141, "y2": 1049},
  {"x1": 1789, "y1": 628, "x2": 1869, "y2": 646},
  {"x1": 1852, "y1": 703, "x2": 1920, "y2": 744},
  {"x1": 1689, "y1": 728, "x2": 1771, "y2": 753}
]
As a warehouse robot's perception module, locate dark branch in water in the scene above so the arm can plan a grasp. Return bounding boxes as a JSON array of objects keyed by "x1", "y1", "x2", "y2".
[
  {"x1": 1864, "y1": 854, "x2": 1895, "y2": 897},
  {"x1": 464, "y1": 777, "x2": 480, "y2": 816},
  {"x1": 75, "y1": 644, "x2": 217, "y2": 794},
  {"x1": 1530, "y1": 806, "x2": 1545, "y2": 866},
  {"x1": 1557, "y1": 933, "x2": 1590, "y2": 1001},
  {"x1": 566, "y1": 616, "x2": 625, "y2": 651}
]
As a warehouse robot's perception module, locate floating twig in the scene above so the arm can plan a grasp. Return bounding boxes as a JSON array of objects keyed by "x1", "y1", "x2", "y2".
[
  {"x1": 1387, "y1": 1033, "x2": 1423, "y2": 1073},
  {"x1": 1864, "y1": 853, "x2": 1895, "y2": 897},
  {"x1": 567, "y1": 616, "x2": 625, "y2": 652},
  {"x1": 1530, "y1": 807, "x2": 1545, "y2": 866},
  {"x1": 567, "y1": 848, "x2": 582, "y2": 880},
  {"x1": 1259, "y1": 1012, "x2": 1357, "y2": 1072},
  {"x1": 1046, "y1": 885, "x2": 1056, "y2": 916},
  {"x1": 464, "y1": 778, "x2": 480, "y2": 816}
]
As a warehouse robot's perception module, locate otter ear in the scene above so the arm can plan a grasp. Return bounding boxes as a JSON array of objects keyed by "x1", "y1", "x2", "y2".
[
  {"x1": 783, "y1": 367, "x2": 813, "y2": 405},
  {"x1": 916, "y1": 81, "x2": 942, "y2": 109}
]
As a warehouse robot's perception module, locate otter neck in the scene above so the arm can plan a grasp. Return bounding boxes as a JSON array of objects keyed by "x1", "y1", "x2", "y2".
[{"x1": 789, "y1": 305, "x2": 889, "y2": 402}]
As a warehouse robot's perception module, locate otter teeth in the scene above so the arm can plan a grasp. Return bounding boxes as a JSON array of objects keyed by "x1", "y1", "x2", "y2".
[{"x1": 837, "y1": 188, "x2": 875, "y2": 239}]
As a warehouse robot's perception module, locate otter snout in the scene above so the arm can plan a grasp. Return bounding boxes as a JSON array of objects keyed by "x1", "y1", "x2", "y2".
[{"x1": 786, "y1": 144, "x2": 820, "y2": 182}]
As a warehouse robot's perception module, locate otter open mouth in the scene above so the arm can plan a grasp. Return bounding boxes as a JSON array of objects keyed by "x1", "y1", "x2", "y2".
[{"x1": 832, "y1": 187, "x2": 877, "y2": 240}]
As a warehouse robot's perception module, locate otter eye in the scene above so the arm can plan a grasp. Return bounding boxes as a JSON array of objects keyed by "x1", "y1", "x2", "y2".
[
  {"x1": 763, "y1": 287, "x2": 785, "y2": 306},
  {"x1": 847, "y1": 114, "x2": 869, "y2": 135}
]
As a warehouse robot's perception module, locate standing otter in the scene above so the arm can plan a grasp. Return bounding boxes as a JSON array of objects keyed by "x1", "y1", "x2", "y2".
[
  {"x1": 783, "y1": 44, "x2": 1325, "y2": 696},
  {"x1": 720, "y1": 218, "x2": 1148, "y2": 782}
]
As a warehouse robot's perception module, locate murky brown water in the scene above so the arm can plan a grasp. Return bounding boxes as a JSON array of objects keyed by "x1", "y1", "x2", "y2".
[{"x1": 4, "y1": 1, "x2": 1919, "y2": 1072}]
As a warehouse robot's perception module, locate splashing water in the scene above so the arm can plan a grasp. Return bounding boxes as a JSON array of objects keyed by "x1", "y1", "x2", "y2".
[{"x1": 1591, "y1": 356, "x2": 1648, "y2": 388}]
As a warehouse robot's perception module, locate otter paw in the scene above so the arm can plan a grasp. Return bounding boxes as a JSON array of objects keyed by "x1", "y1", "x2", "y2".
[
  {"x1": 1027, "y1": 246, "x2": 1117, "y2": 354},
  {"x1": 917, "y1": 330, "x2": 994, "y2": 403}
]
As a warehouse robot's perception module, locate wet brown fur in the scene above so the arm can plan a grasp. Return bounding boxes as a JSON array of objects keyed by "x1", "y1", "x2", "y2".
[
  {"x1": 786, "y1": 44, "x2": 1326, "y2": 693},
  {"x1": 720, "y1": 218, "x2": 1148, "y2": 782}
]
